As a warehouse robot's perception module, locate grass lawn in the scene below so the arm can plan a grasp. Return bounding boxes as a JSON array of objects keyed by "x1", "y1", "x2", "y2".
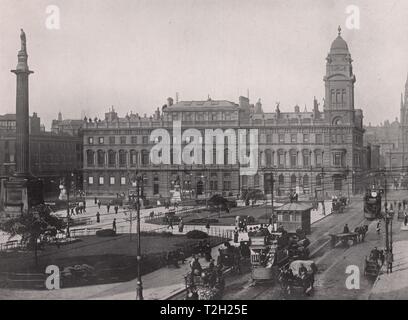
[{"x1": 0, "y1": 233, "x2": 224, "y2": 289}]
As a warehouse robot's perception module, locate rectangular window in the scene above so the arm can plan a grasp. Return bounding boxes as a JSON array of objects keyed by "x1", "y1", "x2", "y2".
[
  {"x1": 99, "y1": 176, "x2": 104, "y2": 185},
  {"x1": 88, "y1": 137, "x2": 94, "y2": 145},
  {"x1": 110, "y1": 177, "x2": 115, "y2": 185},
  {"x1": 131, "y1": 136, "x2": 138, "y2": 144},
  {"x1": 316, "y1": 152, "x2": 322, "y2": 166},
  {"x1": 120, "y1": 136, "x2": 126, "y2": 145},
  {"x1": 279, "y1": 134, "x2": 285, "y2": 143},
  {"x1": 142, "y1": 136, "x2": 148, "y2": 144},
  {"x1": 291, "y1": 134, "x2": 297, "y2": 143},
  {"x1": 109, "y1": 136, "x2": 115, "y2": 145},
  {"x1": 315, "y1": 134, "x2": 322, "y2": 144},
  {"x1": 279, "y1": 153, "x2": 285, "y2": 167},
  {"x1": 121, "y1": 177, "x2": 126, "y2": 185},
  {"x1": 98, "y1": 137, "x2": 104, "y2": 144},
  {"x1": 303, "y1": 134, "x2": 309, "y2": 143},
  {"x1": 303, "y1": 153, "x2": 310, "y2": 167},
  {"x1": 333, "y1": 153, "x2": 342, "y2": 166},
  {"x1": 88, "y1": 177, "x2": 94, "y2": 185},
  {"x1": 266, "y1": 134, "x2": 273, "y2": 144}
]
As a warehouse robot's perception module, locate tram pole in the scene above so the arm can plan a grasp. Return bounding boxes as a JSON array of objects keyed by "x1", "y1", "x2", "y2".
[{"x1": 270, "y1": 172, "x2": 275, "y2": 231}]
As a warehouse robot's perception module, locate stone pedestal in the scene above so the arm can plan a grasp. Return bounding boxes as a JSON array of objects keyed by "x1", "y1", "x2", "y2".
[{"x1": 3, "y1": 177, "x2": 43, "y2": 217}]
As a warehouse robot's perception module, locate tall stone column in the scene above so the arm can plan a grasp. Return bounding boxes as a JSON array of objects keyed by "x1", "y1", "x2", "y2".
[
  {"x1": 3, "y1": 30, "x2": 43, "y2": 215},
  {"x1": 12, "y1": 29, "x2": 33, "y2": 177}
]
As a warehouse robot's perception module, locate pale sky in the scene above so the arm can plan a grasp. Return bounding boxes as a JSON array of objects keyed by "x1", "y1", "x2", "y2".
[{"x1": 0, "y1": 0, "x2": 407, "y2": 129}]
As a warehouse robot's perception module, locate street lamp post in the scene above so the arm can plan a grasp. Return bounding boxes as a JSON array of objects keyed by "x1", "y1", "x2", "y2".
[
  {"x1": 129, "y1": 172, "x2": 145, "y2": 300},
  {"x1": 135, "y1": 177, "x2": 143, "y2": 300}
]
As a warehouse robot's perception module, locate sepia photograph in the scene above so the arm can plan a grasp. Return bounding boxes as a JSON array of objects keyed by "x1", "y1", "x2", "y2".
[{"x1": 0, "y1": 0, "x2": 408, "y2": 306}]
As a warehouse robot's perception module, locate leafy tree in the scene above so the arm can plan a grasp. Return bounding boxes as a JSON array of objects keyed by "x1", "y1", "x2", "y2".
[
  {"x1": 242, "y1": 189, "x2": 265, "y2": 207},
  {"x1": 0, "y1": 204, "x2": 65, "y2": 266},
  {"x1": 208, "y1": 195, "x2": 229, "y2": 217}
]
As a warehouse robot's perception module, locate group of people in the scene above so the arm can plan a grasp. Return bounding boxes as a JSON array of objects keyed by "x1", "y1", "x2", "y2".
[
  {"x1": 70, "y1": 202, "x2": 86, "y2": 216},
  {"x1": 370, "y1": 247, "x2": 393, "y2": 274},
  {"x1": 165, "y1": 248, "x2": 186, "y2": 268}
]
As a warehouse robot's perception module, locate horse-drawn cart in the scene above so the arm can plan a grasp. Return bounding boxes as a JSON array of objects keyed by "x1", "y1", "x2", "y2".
[
  {"x1": 329, "y1": 232, "x2": 359, "y2": 248},
  {"x1": 184, "y1": 267, "x2": 225, "y2": 300},
  {"x1": 364, "y1": 248, "x2": 384, "y2": 278},
  {"x1": 216, "y1": 244, "x2": 241, "y2": 273},
  {"x1": 278, "y1": 260, "x2": 317, "y2": 296}
]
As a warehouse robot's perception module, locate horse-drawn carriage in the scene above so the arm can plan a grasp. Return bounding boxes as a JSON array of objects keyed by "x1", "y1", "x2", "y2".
[
  {"x1": 184, "y1": 266, "x2": 225, "y2": 300},
  {"x1": 364, "y1": 248, "x2": 384, "y2": 278},
  {"x1": 278, "y1": 260, "x2": 317, "y2": 296},
  {"x1": 329, "y1": 232, "x2": 359, "y2": 248},
  {"x1": 216, "y1": 243, "x2": 242, "y2": 273},
  {"x1": 331, "y1": 197, "x2": 347, "y2": 214}
]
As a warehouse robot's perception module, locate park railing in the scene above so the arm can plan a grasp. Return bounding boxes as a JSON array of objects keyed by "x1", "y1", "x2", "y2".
[{"x1": 0, "y1": 240, "x2": 25, "y2": 252}]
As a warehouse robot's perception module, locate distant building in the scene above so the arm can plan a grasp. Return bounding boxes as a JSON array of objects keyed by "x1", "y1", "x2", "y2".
[
  {"x1": 0, "y1": 112, "x2": 83, "y2": 195},
  {"x1": 51, "y1": 112, "x2": 84, "y2": 136},
  {"x1": 82, "y1": 28, "x2": 370, "y2": 200}
]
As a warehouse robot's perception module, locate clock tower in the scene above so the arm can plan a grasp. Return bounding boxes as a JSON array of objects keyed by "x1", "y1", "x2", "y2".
[{"x1": 323, "y1": 26, "x2": 356, "y2": 125}]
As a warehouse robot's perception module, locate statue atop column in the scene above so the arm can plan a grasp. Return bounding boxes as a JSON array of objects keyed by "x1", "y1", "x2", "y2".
[{"x1": 20, "y1": 29, "x2": 26, "y2": 52}]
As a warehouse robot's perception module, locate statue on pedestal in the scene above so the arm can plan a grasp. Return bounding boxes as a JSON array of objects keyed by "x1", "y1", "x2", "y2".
[{"x1": 20, "y1": 29, "x2": 26, "y2": 52}]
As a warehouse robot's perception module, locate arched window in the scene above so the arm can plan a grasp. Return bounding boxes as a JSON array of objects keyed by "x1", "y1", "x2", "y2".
[
  {"x1": 97, "y1": 150, "x2": 105, "y2": 167},
  {"x1": 86, "y1": 150, "x2": 94, "y2": 166},
  {"x1": 108, "y1": 150, "x2": 116, "y2": 167},
  {"x1": 119, "y1": 150, "x2": 127, "y2": 167}
]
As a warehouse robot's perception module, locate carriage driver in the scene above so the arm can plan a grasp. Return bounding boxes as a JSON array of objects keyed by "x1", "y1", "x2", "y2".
[{"x1": 299, "y1": 263, "x2": 308, "y2": 279}]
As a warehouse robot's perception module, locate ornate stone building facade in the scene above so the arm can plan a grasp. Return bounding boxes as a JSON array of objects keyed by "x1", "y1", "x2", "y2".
[{"x1": 82, "y1": 29, "x2": 367, "y2": 200}]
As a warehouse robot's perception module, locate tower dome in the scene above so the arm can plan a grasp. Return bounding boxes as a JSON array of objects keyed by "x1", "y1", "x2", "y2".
[{"x1": 330, "y1": 26, "x2": 349, "y2": 54}]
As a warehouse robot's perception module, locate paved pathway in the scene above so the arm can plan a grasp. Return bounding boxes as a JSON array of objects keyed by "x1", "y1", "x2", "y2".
[{"x1": 369, "y1": 224, "x2": 408, "y2": 300}]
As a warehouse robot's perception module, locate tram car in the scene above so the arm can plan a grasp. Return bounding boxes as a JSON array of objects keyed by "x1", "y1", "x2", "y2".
[{"x1": 364, "y1": 188, "x2": 382, "y2": 220}]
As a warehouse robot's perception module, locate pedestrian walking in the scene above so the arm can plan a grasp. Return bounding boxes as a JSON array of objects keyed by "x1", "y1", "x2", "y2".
[
  {"x1": 343, "y1": 224, "x2": 350, "y2": 234},
  {"x1": 112, "y1": 218, "x2": 117, "y2": 233},
  {"x1": 376, "y1": 220, "x2": 381, "y2": 235},
  {"x1": 386, "y1": 250, "x2": 393, "y2": 274},
  {"x1": 233, "y1": 228, "x2": 239, "y2": 243},
  {"x1": 167, "y1": 217, "x2": 173, "y2": 230},
  {"x1": 94, "y1": 197, "x2": 98, "y2": 205},
  {"x1": 96, "y1": 212, "x2": 100, "y2": 223},
  {"x1": 178, "y1": 218, "x2": 184, "y2": 233},
  {"x1": 114, "y1": 205, "x2": 119, "y2": 214},
  {"x1": 205, "y1": 221, "x2": 210, "y2": 234},
  {"x1": 404, "y1": 211, "x2": 408, "y2": 226},
  {"x1": 97, "y1": 199, "x2": 101, "y2": 209},
  {"x1": 107, "y1": 204, "x2": 111, "y2": 213}
]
